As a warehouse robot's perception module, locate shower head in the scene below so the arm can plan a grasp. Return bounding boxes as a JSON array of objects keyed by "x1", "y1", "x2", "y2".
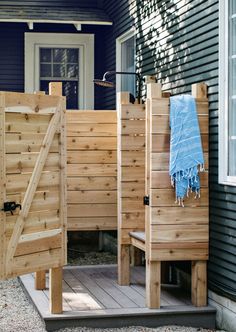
[
  {"x1": 93, "y1": 71, "x2": 142, "y2": 103},
  {"x1": 93, "y1": 78, "x2": 115, "y2": 88}
]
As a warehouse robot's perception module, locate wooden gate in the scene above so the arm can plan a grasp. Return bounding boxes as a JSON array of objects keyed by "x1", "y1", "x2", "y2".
[{"x1": 0, "y1": 87, "x2": 66, "y2": 283}]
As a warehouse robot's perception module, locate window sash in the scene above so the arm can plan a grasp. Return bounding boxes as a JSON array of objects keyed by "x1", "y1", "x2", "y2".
[
  {"x1": 219, "y1": 0, "x2": 236, "y2": 185},
  {"x1": 116, "y1": 29, "x2": 136, "y2": 98}
]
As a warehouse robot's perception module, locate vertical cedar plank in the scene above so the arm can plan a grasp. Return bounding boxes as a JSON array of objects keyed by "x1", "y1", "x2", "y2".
[
  {"x1": 118, "y1": 244, "x2": 130, "y2": 285},
  {"x1": 191, "y1": 261, "x2": 207, "y2": 306},
  {"x1": 117, "y1": 92, "x2": 131, "y2": 285},
  {"x1": 130, "y1": 246, "x2": 142, "y2": 266},
  {"x1": 146, "y1": 260, "x2": 161, "y2": 308},
  {"x1": 35, "y1": 271, "x2": 46, "y2": 290},
  {"x1": 145, "y1": 83, "x2": 162, "y2": 260},
  {"x1": 191, "y1": 83, "x2": 208, "y2": 99},
  {"x1": 145, "y1": 83, "x2": 162, "y2": 309},
  {"x1": 34, "y1": 91, "x2": 47, "y2": 290},
  {"x1": 49, "y1": 82, "x2": 65, "y2": 314},
  {"x1": 146, "y1": 83, "x2": 162, "y2": 100},
  {"x1": 191, "y1": 83, "x2": 208, "y2": 307},
  {"x1": 0, "y1": 93, "x2": 5, "y2": 280},
  {"x1": 49, "y1": 267, "x2": 63, "y2": 314},
  {"x1": 49, "y1": 82, "x2": 63, "y2": 96}
]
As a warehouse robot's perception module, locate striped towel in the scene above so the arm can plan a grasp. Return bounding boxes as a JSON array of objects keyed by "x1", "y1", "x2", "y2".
[{"x1": 169, "y1": 94, "x2": 204, "y2": 206}]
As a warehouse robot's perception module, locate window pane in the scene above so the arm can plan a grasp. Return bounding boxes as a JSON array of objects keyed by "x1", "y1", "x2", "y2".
[
  {"x1": 67, "y1": 49, "x2": 78, "y2": 63},
  {"x1": 53, "y1": 49, "x2": 67, "y2": 63},
  {"x1": 40, "y1": 48, "x2": 51, "y2": 63},
  {"x1": 40, "y1": 64, "x2": 51, "y2": 77},
  {"x1": 67, "y1": 64, "x2": 78, "y2": 78},
  {"x1": 121, "y1": 36, "x2": 135, "y2": 96},
  {"x1": 53, "y1": 64, "x2": 66, "y2": 78}
]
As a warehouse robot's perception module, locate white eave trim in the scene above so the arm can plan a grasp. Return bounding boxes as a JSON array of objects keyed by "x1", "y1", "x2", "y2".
[{"x1": 0, "y1": 18, "x2": 113, "y2": 26}]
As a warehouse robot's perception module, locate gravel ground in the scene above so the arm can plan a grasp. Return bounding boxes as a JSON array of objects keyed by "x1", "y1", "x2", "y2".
[
  {"x1": 0, "y1": 278, "x2": 225, "y2": 332},
  {"x1": 68, "y1": 251, "x2": 117, "y2": 266}
]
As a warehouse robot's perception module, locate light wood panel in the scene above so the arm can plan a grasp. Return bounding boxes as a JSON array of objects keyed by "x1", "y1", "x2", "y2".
[
  {"x1": 142, "y1": 83, "x2": 209, "y2": 309},
  {"x1": 117, "y1": 94, "x2": 145, "y2": 247},
  {"x1": 0, "y1": 90, "x2": 66, "y2": 287},
  {"x1": 66, "y1": 110, "x2": 117, "y2": 231}
]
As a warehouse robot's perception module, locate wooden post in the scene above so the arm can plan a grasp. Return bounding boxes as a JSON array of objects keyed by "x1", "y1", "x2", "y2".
[
  {"x1": 146, "y1": 82, "x2": 162, "y2": 100},
  {"x1": 118, "y1": 244, "x2": 130, "y2": 285},
  {"x1": 146, "y1": 260, "x2": 161, "y2": 308},
  {"x1": 191, "y1": 83, "x2": 208, "y2": 307},
  {"x1": 130, "y1": 246, "x2": 142, "y2": 266},
  {"x1": 191, "y1": 261, "x2": 207, "y2": 306},
  {"x1": 144, "y1": 75, "x2": 156, "y2": 84},
  {"x1": 34, "y1": 90, "x2": 47, "y2": 290},
  {"x1": 145, "y1": 83, "x2": 163, "y2": 309},
  {"x1": 49, "y1": 267, "x2": 63, "y2": 314},
  {"x1": 49, "y1": 82, "x2": 63, "y2": 314},
  {"x1": 117, "y1": 91, "x2": 131, "y2": 286},
  {"x1": 49, "y1": 82, "x2": 63, "y2": 96},
  {"x1": 34, "y1": 85, "x2": 64, "y2": 292},
  {"x1": 35, "y1": 271, "x2": 46, "y2": 290},
  {"x1": 191, "y1": 83, "x2": 208, "y2": 99}
]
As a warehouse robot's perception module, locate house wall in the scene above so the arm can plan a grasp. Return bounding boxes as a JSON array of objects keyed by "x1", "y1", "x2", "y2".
[
  {"x1": 102, "y1": 0, "x2": 236, "y2": 330},
  {"x1": 0, "y1": 22, "x2": 107, "y2": 109}
]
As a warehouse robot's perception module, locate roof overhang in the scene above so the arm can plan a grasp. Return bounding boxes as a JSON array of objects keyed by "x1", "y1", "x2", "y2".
[{"x1": 0, "y1": 6, "x2": 113, "y2": 30}]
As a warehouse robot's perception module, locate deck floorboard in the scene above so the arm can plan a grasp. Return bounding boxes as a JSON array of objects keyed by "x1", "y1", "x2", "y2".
[{"x1": 19, "y1": 265, "x2": 216, "y2": 331}]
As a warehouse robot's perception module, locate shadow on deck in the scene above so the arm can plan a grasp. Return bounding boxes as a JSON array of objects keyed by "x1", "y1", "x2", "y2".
[{"x1": 19, "y1": 265, "x2": 216, "y2": 331}]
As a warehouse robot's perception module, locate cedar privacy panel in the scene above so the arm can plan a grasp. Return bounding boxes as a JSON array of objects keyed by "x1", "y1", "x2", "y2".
[
  {"x1": 146, "y1": 84, "x2": 209, "y2": 262},
  {"x1": 117, "y1": 98, "x2": 145, "y2": 245},
  {"x1": 66, "y1": 111, "x2": 117, "y2": 231},
  {"x1": 0, "y1": 91, "x2": 66, "y2": 280}
]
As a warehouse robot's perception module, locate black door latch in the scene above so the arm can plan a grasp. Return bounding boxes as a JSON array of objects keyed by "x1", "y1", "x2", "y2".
[
  {"x1": 1, "y1": 202, "x2": 22, "y2": 215},
  {"x1": 143, "y1": 195, "x2": 149, "y2": 206}
]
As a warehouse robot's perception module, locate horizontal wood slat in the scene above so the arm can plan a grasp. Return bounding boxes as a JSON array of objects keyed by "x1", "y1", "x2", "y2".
[
  {"x1": 151, "y1": 153, "x2": 209, "y2": 171},
  {"x1": 66, "y1": 111, "x2": 117, "y2": 123},
  {"x1": 68, "y1": 217, "x2": 117, "y2": 231},
  {"x1": 6, "y1": 153, "x2": 59, "y2": 173},
  {"x1": 6, "y1": 133, "x2": 59, "y2": 153},
  {"x1": 152, "y1": 134, "x2": 209, "y2": 152},
  {"x1": 68, "y1": 204, "x2": 117, "y2": 218},
  {"x1": 151, "y1": 171, "x2": 208, "y2": 189},
  {"x1": 152, "y1": 115, "x2": 209, "y2": 134},
  {"x1": 67, "y1": 136, "x2": 117, "y2": 151},
  {"x1": 67, "y1": 176, "x2": 117, "y2": 191},
  {"x1": 151, "y1": 188, "x2": 209, "y2": 207}
]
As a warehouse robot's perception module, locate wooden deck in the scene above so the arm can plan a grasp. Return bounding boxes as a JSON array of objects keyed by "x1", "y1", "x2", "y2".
[{"x1": 20, "y1": 265, "x2": 216, "y2": 331}]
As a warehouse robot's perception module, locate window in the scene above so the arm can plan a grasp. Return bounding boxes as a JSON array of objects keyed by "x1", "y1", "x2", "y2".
[
  {"x1": 25, "y1": 33, "x2": 94, "y2": 109},
  {"x1": 219, "y1": 1, "x2": 236, "y2": 185},
  {"x1": 116, "y1": 29, "x2": 136, "y2": 97}
]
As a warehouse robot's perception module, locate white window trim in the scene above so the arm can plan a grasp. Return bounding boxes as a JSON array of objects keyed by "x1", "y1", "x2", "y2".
[
  {"x1": 25, "y1": 32, "x2": 94, "y2": 109},
  {"x1": 116, "y1": 28, "x2": 136, "y2": 95},
  {"x1": 219, "y1": 1, "x2": 236, "y2": 185}
]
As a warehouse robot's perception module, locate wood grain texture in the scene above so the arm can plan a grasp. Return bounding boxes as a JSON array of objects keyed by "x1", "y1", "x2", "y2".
[
  {"x1": 1, "y1": 90, "x2": 66, "y2": 284},
  {"x1": 66, "y1": 110, "x2": 117, "y2": 232}
]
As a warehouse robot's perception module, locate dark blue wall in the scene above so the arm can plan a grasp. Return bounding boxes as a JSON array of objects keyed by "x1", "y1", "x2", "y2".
[{"x1": 0, "y1": 21, "x2": 107, "y2": 109}]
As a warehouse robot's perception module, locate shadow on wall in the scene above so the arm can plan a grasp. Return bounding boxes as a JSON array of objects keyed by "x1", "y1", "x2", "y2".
[{"x1": 134, "y1": 0, "x2": 216, "y2": 96}]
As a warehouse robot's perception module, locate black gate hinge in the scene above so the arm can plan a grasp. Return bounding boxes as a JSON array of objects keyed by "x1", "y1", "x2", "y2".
[
  {"x1": 143, "y1": 195, "x2": 149, "y2": 206},
  {"x1": 1, "y1": 202, "x2": 22, "y2": 215}
]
